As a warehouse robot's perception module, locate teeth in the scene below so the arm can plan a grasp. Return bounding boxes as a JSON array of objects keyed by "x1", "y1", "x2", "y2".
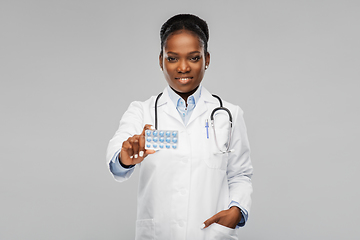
[{"x1": 179, "y1": 78, "x2": 190, "y2": 80}]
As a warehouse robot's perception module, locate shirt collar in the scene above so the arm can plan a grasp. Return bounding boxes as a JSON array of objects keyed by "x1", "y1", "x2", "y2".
[{"x1": 167, "y1": 85, "x2": 202, "y2": 108}]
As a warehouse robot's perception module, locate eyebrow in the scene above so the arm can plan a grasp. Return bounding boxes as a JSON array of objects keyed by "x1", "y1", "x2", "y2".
[{"x1": 167, "y1": 51, "x2": 201, "y2": 55}]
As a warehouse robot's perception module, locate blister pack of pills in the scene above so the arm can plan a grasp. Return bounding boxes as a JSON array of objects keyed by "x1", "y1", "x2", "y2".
[{"x1": 145, "y1": 130, "x2": 178, "y2": 150}]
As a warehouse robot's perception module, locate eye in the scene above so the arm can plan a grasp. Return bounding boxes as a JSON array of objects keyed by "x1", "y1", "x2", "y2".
[
  {"x1": 190, "y1": 56, "x2": 201, "y2": 62},
  {"x1": 167, "y1": 57, "x2": 177, "y2": 62}
]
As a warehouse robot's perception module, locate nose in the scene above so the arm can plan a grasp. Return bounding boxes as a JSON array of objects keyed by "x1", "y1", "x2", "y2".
[{"x1": 177, "y1": 59, "x2": 190, "y2": 73}]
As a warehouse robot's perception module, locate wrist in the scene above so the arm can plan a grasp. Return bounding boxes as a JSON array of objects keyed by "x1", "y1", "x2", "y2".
[
  {"x1": 118, "y1": 152, "x2": 135, "y2": 168},
  {"x1": 229, "y1": 206, "x2": 242, "y2": 222}
]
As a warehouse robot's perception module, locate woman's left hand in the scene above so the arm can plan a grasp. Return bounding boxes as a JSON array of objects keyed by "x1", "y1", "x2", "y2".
[{"x1": 202, "y1": 206, "x2": 242, "y2": 229}]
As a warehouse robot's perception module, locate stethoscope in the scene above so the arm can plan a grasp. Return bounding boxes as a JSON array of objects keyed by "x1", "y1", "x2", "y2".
[{"x1": 154, "y1": 92, "x2": 233, "y2": 154}]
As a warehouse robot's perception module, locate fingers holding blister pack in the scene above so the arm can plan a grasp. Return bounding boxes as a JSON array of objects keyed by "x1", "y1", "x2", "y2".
[
  {"x1": 145, "y1": 130, "x2": 178, "y2": 150},
  {"x1": 120, "y1": 124, "x2": 156, "y2": 166}
]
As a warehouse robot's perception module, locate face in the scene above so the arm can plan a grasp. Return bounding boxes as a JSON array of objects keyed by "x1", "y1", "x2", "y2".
[{"x1": 159, "y1": 30, "x2": 210, "y2": 99}]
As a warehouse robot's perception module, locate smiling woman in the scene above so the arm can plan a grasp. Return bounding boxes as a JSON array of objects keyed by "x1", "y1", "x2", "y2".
[
  {"x1": 106, "y1": 14, "x2": 253, "y2": 240},
  {"x1": 160, "y1": 29, "x2": 210, "y2": 98}
]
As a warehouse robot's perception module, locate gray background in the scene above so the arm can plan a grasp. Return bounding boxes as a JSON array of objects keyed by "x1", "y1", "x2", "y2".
[{"x1": 1, "y1": 0, "x2": 359, "y2": 239}]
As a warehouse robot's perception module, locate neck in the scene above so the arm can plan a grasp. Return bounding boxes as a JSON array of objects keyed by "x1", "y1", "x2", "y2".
[{"x1": 171, "y1": 86, "x2": 199, "y2": 104}]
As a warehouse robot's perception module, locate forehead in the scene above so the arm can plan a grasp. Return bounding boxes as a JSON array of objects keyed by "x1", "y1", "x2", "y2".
[{"x1": 164, "y1": 30, "x2": 204, "y2": 52}]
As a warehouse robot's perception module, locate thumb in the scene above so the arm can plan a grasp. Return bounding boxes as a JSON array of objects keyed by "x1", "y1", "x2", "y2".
[
  {"x1": 144, "y1": 149, "x2": 156, "y2": 156},
  {"x1": 201, "y1": 215, "x2": 218, "y2": 230}
]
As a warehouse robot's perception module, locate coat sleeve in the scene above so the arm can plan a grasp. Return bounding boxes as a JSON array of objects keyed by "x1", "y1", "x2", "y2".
[
  {"x1": 106, "y1": 101, "x2": 144, "y2": 182},
  {"x1": 227, "y1": 106, "x2": 253, "y2": 217}
]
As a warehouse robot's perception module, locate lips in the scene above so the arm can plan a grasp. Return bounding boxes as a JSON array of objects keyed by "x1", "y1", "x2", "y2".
[{"x1": 175, "y1": 77, "x2": 193, "y2": 84}]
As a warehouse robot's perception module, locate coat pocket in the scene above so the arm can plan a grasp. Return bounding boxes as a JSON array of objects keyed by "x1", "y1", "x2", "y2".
[
  {"x1": 202, "y1": 128, "x2": 229, "y2": 170},
  {"x1": 135, "y1": 219, "x2": 154, "y2": 240},
  {"x1": 204, "y1": 223, "x2": 238, "y2": 240}
]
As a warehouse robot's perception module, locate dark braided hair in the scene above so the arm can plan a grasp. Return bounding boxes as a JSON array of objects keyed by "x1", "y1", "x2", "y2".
[{"x1": 160, "y1": 14, "x2": 209, "y2": 55}]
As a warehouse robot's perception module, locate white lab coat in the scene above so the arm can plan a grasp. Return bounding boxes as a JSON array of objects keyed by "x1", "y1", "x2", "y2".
[{"x1": 107, "y1": 86, "x2": 253, "y2": 240}]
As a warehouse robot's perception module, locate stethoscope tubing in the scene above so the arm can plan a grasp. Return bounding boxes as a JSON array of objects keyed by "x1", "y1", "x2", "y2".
[
  {"x1": 154, "y1": 92, "x2": 163, "y2": 130},
  {"x1": 210, "y1": 107, "x2": 233, "y2": 154},
  {"x1": 154, "y1": 92, "x2": 233, "y2": 153}
]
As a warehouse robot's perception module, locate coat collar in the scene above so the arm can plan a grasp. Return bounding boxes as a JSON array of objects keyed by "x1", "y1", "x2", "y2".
[
  {"x1": 188, "y1": 86, "x2": 219, "y2": 125},
  {"x1": 154, "y1": 86, "x2": 219, "y2": 126}
]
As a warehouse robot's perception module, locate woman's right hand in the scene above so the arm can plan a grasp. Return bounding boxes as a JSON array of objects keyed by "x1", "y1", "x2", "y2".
[{"x1": 119, "y1": 124, "x2": 156, "y2": 166}]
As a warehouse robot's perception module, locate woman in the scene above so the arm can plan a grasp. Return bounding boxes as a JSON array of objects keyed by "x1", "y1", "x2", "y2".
[{"x1": 107, "y1": 14, "x2": 253, "y2": 240}]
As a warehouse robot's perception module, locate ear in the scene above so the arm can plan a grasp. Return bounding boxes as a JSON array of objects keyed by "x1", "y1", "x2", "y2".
[
  {"x1": 205, "y1": 52, "x2": 210, "y2": 68},
  {"x1": 159, "y1": 53, "x2": 163, "y2": 70}
]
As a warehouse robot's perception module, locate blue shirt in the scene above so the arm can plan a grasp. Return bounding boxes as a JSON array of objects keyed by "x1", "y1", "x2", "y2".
[
  {"x1": 109, "y1": 85, "x2": 248, "y2": 227},
  {"x1": 166, "y1": 85, "x2": 202, "y2": 126}
]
